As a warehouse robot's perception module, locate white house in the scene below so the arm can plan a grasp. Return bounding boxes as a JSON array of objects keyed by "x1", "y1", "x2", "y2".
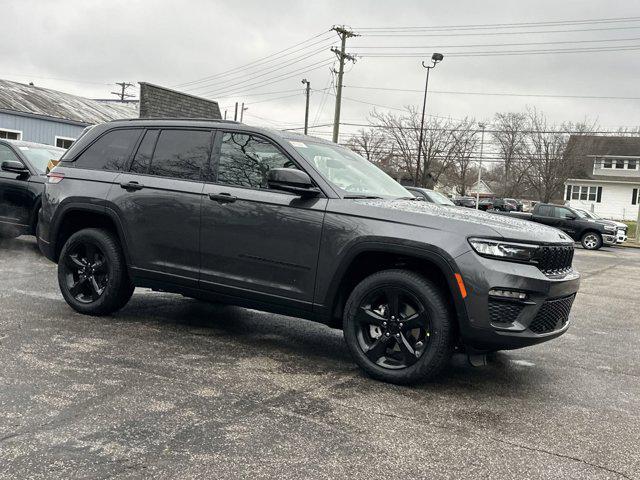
[{"x1": 564, "y1": 135, "x2": 640, "y2": 221}]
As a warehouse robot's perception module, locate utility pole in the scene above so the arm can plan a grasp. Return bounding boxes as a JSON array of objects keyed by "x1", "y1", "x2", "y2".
[
  {"x1": 111, "y1": 82, "x2": 134, "y2": 102},
  {"x1": 415, "y1": 53, "x2": 443, "y2": 186},
  {"x1": 240, "y1": 102, "x2": 248, "y2": 122},
  {"x1": 301, "y1": 79, "x2": 311, "y2": 134},
  {"x1": 475, "y1": 123, "x2": 486, "y2": 210},
  {"x1": 234, "y1": 102, "x2": 238, "y2": 121},
  {"x1": 331, "y1": 26, "x2": 358, "y2": 143},
  {"x1": 224, "y1": 109, "x2": 227, "y2": 120}
]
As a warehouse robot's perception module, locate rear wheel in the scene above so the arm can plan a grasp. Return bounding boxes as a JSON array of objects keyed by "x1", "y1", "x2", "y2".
[
  {"x1": 581, "y1": 232, "x2": 602, "y2": 250},
  {"x1": 343, "y1": 269, "x2": 453, "y2": 385},
  {"x1": 58, "y1": 228, "x2": 134, "y2": 315}
]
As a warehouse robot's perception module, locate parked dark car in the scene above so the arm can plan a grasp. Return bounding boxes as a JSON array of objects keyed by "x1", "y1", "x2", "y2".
[
  {"x1": 504, "y1": 198, "x2": 524, "y2": 211},
  {"x1": 453, "y1": 196, "x2": 476, "y2": 208},
  {"x1": 496, "y1": 202, "x2": 617, "y2": 250},
  {"x1": 38, "y1": 119, "x2": 580, "y2": 384},
  {"x1": 405, "y1": 187, "x2": 455, "y2": 206},
  {"x1": 476, "y1": 198, "x2": 495, "y2": 211},
  {"x1": 0, "y1": 139, "x2": 65, "y2": 239},
  {"x1": 488, "y1": 198, "x2": 517, "y2": 212}
]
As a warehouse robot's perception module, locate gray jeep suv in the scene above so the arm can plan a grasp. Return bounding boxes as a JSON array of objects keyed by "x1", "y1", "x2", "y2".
[{"x1": 38, "y1": 119, "x2": 580, "y2": 384}]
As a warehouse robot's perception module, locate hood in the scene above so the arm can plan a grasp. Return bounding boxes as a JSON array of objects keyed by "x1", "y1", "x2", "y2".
[{"x1": 346, "y1": 199, "x2": 573, "y2": 244}]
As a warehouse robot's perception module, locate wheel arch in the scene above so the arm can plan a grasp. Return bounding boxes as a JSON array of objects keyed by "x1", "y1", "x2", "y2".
[
  {"x1": 51, "y1": 204, "x2": 129, "y2": 263},
  {"x1": 322, "y1": 241, "x2": 469, "y2": 335}
]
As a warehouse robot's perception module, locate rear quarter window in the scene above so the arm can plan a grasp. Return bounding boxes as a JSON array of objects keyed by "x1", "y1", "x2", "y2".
[{"x1": 72, "y1": 129, "x2": 141, "y2": 171}]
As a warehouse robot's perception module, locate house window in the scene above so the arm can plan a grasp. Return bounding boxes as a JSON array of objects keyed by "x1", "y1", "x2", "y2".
[
  {"x1": 0, "y1": 129, "x2": 22, "y2": 140},
  {"x1": 615, "y1": 159, "x2": 625, "y2": 169},
  {"x1": 603, "y1": 158, "x2": 612, "y2": 168},
  {"x1": 55, "y1": 136, "x2": 75, "y2": 149},
  {"x1": 566, "y1": 184, "x2": 602, "y2": 203},
  {"x1": 627, "y1": 159, "x2": 638, "y2": 170},
  {"x1": 633, "y1": 188, "x2": 639, "y2": 205}
]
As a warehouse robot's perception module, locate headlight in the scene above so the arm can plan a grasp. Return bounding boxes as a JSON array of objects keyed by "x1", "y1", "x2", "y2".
[
  {"x1": 468, "y1": 238, "x2": 540, "y2": 263},
  {"x1": 604, "y1": 225, "x2": 616, "y2": 232}
]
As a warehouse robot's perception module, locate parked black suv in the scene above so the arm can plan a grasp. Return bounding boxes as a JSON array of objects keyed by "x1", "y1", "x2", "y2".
[
  {"x1": 0, "y1": 140, "x2": 64, "y2": 238},
  {"x1": 38, "y1": 119, "x2": 580, "y2": 384}
]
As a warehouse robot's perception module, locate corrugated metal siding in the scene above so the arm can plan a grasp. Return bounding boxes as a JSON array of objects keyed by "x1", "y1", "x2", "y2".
[{"x1": 0, "y1": 112, "x2": 85, "y2": 145}]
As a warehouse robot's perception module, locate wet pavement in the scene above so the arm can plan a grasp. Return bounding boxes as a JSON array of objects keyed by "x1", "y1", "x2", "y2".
[{"x1": 0, "y1": 237, "x2": 638, "y2": 479}]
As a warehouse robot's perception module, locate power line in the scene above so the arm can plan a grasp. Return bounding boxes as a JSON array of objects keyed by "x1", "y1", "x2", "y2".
[
  {"x1": 354, "y1": 15, "x2": 640, "y2": 31},
  {"x1": 345, "y1": 85, "x2": 640, "y2": 101},
  {"x1": 359, "y1": 25, "x2": 640, "y2": 37},
  {"x1": 353, "y1": 36, "x2": 640, "y2": 49},
  {"x1": 202, "y1": 59, "x2": 336, "y2": 99},
  {"x1": 358, "y1": 44, "x2": 640, "y2": 57},
  {"x1": 188, "y1": 45, "x2": 334, "y2": 95},
  {"x1": 172, "y1": 30, "x2": 333, "y2": 88}
]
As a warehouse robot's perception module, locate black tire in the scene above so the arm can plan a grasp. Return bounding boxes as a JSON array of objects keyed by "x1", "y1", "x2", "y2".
[
  {"x1": 581, "y1": 231, "x2": 602, "y2": 250},
  {"x1": 343, "y1": 269, "x2": 453, "y2": 385},
  {"x1": 58, "y1": 228, "x2": 134, "y2": 315}
]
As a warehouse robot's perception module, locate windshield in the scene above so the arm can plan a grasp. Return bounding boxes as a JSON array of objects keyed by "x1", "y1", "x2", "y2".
[
  {"x1": 575, "y1": 209, "x2": 598, "y2": 219},
  {"x1": 19, "y1": 145, "x2": 64, "y2": 173},
  {"x1": 289, "y1": 140, "x2": 410, "y2": 198},
  {"x1": 428, "y1": 190, "x2": 455, "y2": 206}
]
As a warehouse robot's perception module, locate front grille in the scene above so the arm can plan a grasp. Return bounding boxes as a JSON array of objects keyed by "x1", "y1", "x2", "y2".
[
  {"x1": 536, "y1": 245, "x2": 574, "y2": 276},
  {"x1": 488, "y1": 300, "x2": 524, "y2": 324},
  {"x1": 529, "y1": 294, "x2": 575, "y2": 334}
]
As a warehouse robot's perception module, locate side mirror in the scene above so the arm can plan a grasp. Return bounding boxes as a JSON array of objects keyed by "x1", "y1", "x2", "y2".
[
  {"x1": 566, "y1": 214, "x2": 577, "y2": 220},
  {"x1": 267, "y1": 168, "x2": 320, "y2": 197},
  {"x1": 1, "y1": 160, "x2": 29, "y2": 174}
]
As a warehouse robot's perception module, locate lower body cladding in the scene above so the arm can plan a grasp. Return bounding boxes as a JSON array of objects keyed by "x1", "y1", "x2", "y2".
[{"x1": 453, "y1": 250, "x2": 580, "y2": 352}]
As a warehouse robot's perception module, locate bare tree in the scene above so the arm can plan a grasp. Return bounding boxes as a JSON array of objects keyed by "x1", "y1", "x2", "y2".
[
  {"x1": 492, "y1": 112, "x2": 527, "y2": 196},
  {"x1": 345, "y1": 127, "x2": 388, "y2": 164},
  {"x1": 370, "y1": 108, "x2": 471, "y2": 188},
  {"x1": 448, "y1": 119, "x2": 479, "y2": 195},
  {"x1": 518, "y1": 108, "x2": 596, "y2": 202}
]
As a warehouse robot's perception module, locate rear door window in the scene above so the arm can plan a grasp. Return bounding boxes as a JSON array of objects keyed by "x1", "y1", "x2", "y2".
[
  {"x1": 73, "y1": 129, "x2": 141, "y2": 171},
  {"x1": 147, "y1": 130, "x2": 212, "y2": 181},
  {"x1": 537, "y1": 205, "x2": 553, "y2": 217}
]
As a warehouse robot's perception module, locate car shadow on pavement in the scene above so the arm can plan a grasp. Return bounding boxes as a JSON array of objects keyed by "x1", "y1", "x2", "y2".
[{"x1": 113, "y1": 293, "x2": 541, "y2": 390}]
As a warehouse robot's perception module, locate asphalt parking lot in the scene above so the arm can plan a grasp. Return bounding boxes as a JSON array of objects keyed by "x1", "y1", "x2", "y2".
[{"x1": 0, "y1": 237, "x2": 639, "y2": 480}]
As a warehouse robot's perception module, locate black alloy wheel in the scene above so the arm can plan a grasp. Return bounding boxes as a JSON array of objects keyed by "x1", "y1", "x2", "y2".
[
  {"x1": 343, "y1": 269, "x2": 453, "y2": 384},
  {"x1": 354, "y1": 287, "x2": 430, "y2": 369},
  {"x1": 62, "y1": 241, "x2": 109, "y2": 303},
  {"x1": 58, "y1": 228, "x2": 134, "y2": 316}
]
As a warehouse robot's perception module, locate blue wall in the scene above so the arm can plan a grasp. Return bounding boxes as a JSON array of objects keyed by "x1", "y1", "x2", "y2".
[{"x1": 0, "y1": 112, "x2": 86, "y2": 146}]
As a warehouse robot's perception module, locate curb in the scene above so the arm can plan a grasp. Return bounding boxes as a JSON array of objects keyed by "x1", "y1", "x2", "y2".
[{"x1": 620, "y1": 242, "x2": 640, "y2": 249}]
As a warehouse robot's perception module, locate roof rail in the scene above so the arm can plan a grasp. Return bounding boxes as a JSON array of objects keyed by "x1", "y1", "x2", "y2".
[{"x1": 106, "y1": 118, "x2": 241, "y2": 124}]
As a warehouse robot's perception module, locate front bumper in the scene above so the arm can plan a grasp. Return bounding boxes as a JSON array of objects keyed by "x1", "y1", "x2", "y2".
[
  {"x1": 454, "y1": 250, "x2": 580, "y2": 351},
  {"x1": 603, "y1": 233, "x2": 617, "y2": 246},
  {"x1": 617, "y1": 230, "x2": 627, "y2": 244}
]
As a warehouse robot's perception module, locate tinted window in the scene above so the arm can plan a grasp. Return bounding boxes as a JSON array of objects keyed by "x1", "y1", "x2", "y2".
[
  {"x1": 537, "y1": 205, "x2": 552, "y2": 217},
  {"x1": 217, "y1": 132, "x2": 297, "y2": 188},
  {"x1": 130, "y1": 130, "x2": 158, "y2": 174},
  {"x1": 554, "y1": 207, "x2": 574, "y2": 219},
  {"x1": 148, "y1": 130, "x2": 211, "y2": 180},
  {"x1": 74, "y1": 129, "x2": 141, "y2": 171}
]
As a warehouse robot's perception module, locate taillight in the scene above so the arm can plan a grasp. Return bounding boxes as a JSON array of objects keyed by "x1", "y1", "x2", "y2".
[{"x1": 47, "y1": 172, "x2": 64, "y2": 184}]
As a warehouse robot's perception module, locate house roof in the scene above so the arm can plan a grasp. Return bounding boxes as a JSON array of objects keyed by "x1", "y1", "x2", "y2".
[
  {"x1": 566, "y1": 135, "x2": 640, "y2": 182},
  {"x1": 0, "y1": 79, "x2": 138, "y2": 126}
]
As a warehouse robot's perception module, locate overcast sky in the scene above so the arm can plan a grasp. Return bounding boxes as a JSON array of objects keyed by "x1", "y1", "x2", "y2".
[{"x1": 2, "y1": 0, "x2": 640, "y2": 140}]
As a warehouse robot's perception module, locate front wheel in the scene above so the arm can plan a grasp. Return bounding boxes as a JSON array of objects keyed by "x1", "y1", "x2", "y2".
[
  {"x1": 343, "y1": 269, "x2": 453, "y2": 385},
  {"x1": 58, "y1": 228, "x2": 134, "y2": 315},
  {"x1": 581, "y1": 232, "x2": 602, "y2": 250}
]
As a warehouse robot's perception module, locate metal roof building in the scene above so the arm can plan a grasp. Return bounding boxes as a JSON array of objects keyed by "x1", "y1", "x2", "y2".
[{"x1": 0, "y1": 79, "x2": 138, "y2": 148}]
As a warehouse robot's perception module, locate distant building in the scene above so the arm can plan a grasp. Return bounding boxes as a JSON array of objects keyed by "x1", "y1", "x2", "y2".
[
  {"x1": 0, "y1": 79, "x2": 137, "y2": 147},
  {"x1": 564, "y1": 135, "x2": 640, "y2": 220},
  {"x1": 0, "y1": 79, "x2": 222, "y2": 149}
]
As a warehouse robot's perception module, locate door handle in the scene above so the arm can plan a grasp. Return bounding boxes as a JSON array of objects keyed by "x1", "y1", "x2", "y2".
[
  {"x1": 209, "y1": 192, "x2": 237, "y2": 204},
  {"x1": 120, "y1": 181, "x2": 144, "y2": 191}
]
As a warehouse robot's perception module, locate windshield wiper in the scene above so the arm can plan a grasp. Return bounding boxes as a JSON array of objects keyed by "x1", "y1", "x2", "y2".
[
  {"x1": 396, "y1": 196, "x2": 421, "y2": 201},
  {"x1": 343, "y1": 195, "x2": 383, "y2": 199}
]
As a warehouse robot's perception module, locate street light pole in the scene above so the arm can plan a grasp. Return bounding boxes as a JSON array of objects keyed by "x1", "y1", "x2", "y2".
[
  {"x1": 475, "y1": 123, "x2": 486, "y2": 210},
  {"x1": 416, "y1": 53, "x2": 443, "y2": 186}
]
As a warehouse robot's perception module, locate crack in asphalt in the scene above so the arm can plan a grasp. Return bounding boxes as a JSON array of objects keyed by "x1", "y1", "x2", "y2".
[{"x1": 331, "y1": 401, "x2": 634, "y2": 480}]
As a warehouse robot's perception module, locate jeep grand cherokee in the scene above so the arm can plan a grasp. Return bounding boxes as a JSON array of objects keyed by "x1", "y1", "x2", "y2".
[{"x1": 38, "y1": 119, "x2": 580, "y2": 384}]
